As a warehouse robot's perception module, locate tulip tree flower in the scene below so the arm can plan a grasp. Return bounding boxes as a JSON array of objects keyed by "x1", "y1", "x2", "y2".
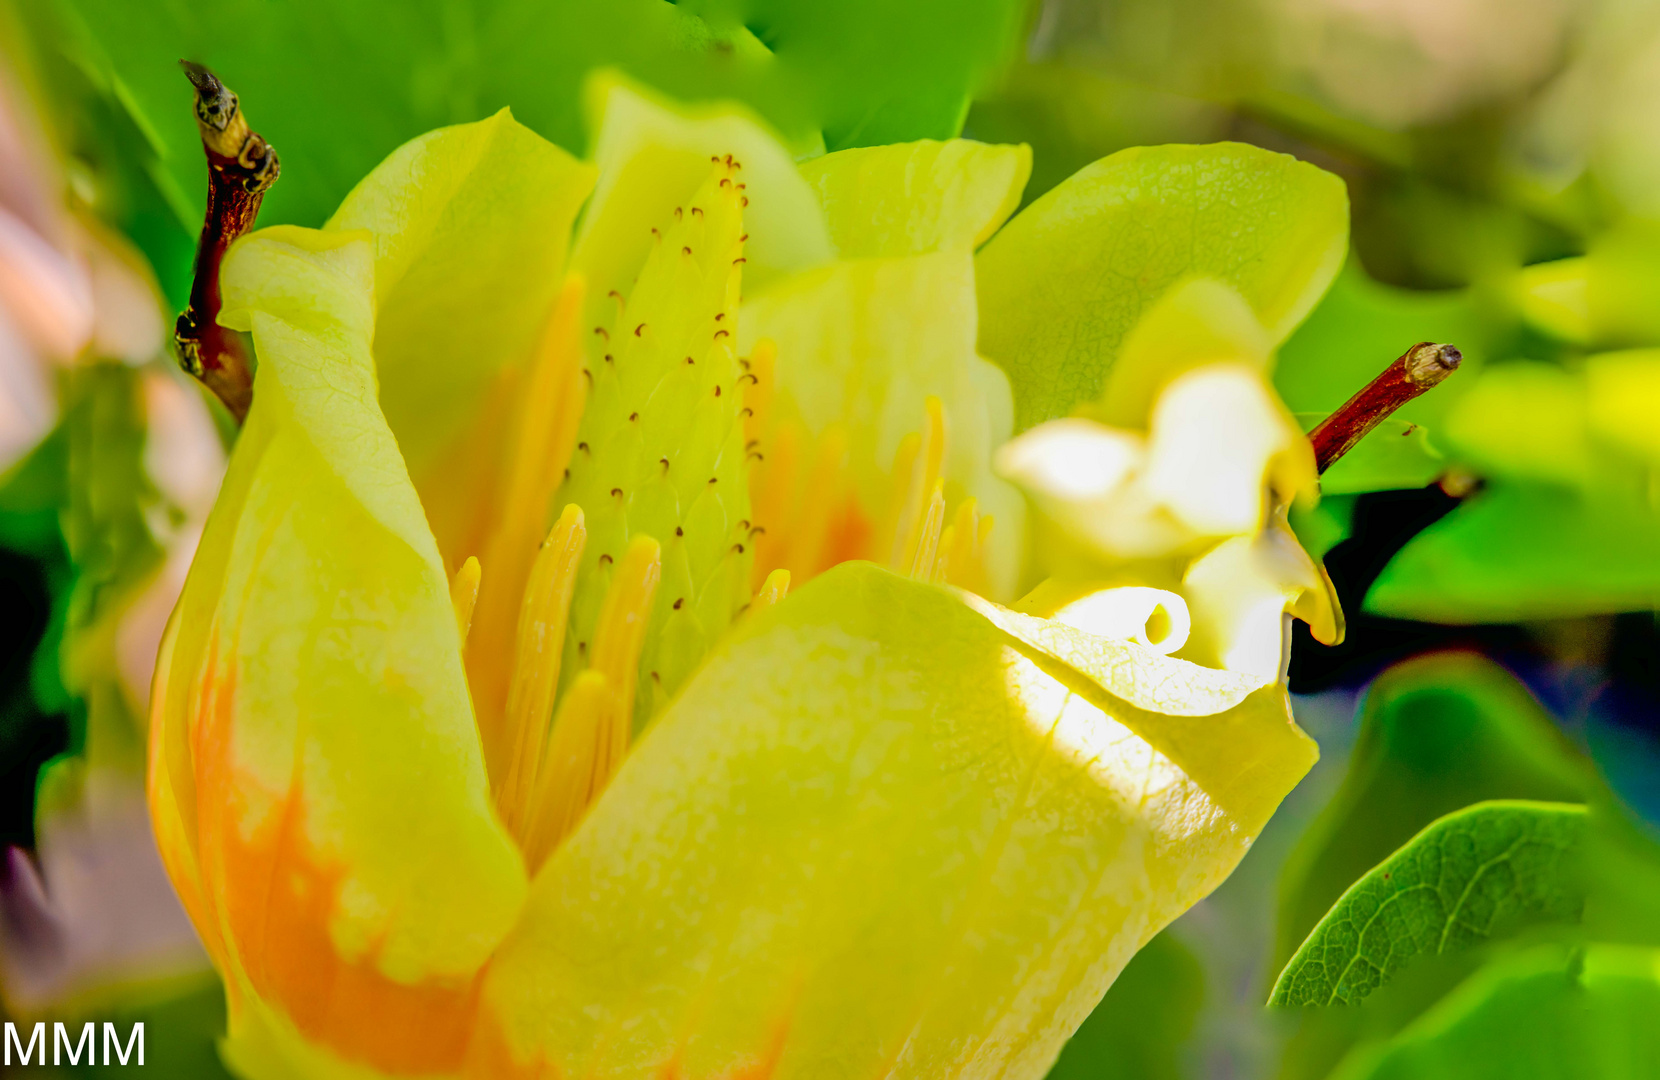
[
  {"x1": 150, "y1": 79, "x2": 1328, "y2": 1078},
  {"x1": 984, "y1": 152, "x2": 1352, "y2": 682}
]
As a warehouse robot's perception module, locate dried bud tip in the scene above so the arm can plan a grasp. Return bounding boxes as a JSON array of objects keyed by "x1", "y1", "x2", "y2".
[
  {"x1": 179, "y1": 61, "x2": 236, "y2": 131},
  {"x1": 1405, "y1": 342, "x2": 1462, "y2": 386}
]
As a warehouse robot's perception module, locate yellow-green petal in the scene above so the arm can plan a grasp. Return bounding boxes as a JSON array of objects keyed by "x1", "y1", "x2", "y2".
[
  {"x1": 976, "y1": 143, "x2": 1348, "y2": 432},
  {"x1": 741, "y1": 252, "x2": 1024, "y2": 596},
  {"x1": 800, "y1": 138, "x2": 1031, "y2": 257},
  {"x1": 156, "y1": 225, "x2": 525, "y2": 1073},
  {"x1": 474, "y1": 562, "x2": 1315, "y2": 1078},
  {"x1": 326, "y1": 110, "x2": 595, "y2": 485},
  {"x1": 574, "y1": 74, "x2": 832, "y2": 309}
]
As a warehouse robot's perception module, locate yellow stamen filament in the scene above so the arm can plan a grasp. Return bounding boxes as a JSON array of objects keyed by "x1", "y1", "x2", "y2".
[
  {"x1": 887, "y1": 396, "x2": 947, "y2": 571},
  {"x1": 521, "y1": 670, "x2": 612, "y2": 870},
  {"x1": 519, "y1": 534, "x2": 662, "y2": 868},
  {"x1": 751, "y1": 568, "x2": 791, "y2": 613},
  {"x1": 909, "y1": 481, "x2": 946, "y2": 580},
  {"x1": 469, "y1": 275, "x2": 588, "y2": 778},
  {"x1": 497, "y1": 506, "x2": 587, "y2": 837},
  {"x1": 449, "y1": 556, "x2": 481, "y2": 647},
  {"x1": 931, "y1": 498, "x2": 995, "y2": 593}
]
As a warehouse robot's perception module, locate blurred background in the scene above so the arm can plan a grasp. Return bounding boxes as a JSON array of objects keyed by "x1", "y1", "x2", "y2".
[{"x1": 3, "y1": 0, "x2": 1658, "y2": 1075}]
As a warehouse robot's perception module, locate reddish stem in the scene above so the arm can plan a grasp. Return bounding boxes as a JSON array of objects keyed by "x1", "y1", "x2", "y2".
[
  {"x1": 173, "y1": 61, "x2": 279, "y2": 424},
  {"x1": 1310, "y1": 341, "x2": 1461, "y2": 473}
]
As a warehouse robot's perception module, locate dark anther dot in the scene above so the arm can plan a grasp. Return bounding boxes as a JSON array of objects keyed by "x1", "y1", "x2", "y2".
[
  {"x1": 650, "y1": 227, "x2": 660, "y2": 237},
  {"x1": 737, "y1": 519, "x2": 750, "y2": 530},
  {"x1": 714, "y1": 312, "x2": 726, "y2": 322},
  {"x1": 739, "y1": 407, "x2": 753, "y2": 418},
  {"x1": 629, "y1": 411, "x2": 639, "y2": 422},
  {"x1": 651, "y1": 671, "x2": 662, "y2": 683},
  {"x1": 634, "y1": 323, "x2": 646, "y2": 337},
  {"x1": 578, "y1": 640, "x2": 588, "y2": 654},
  {"x1": 660, "y1": 457, "x2": 670, "y2": 471},
  {"x1": 675, "y1": 526, "x2": 685, "y2": 537},
  {"x1": 608, "y1": 289, "x2": 623, "y2": 300},
  {"x1": 746, "y1": 451, "x2": 764, "y2": 463},
  {"x1": 692, "y1": 207, "x2": 704, "y2": 219},
  {"x1": 719, "y1": 178, "x2": 731, "y2": 188},
  {"x1": 707, "y1": 476, "x2": 719, "y2": 485},
  {"x1": 682, "y1": 246, "x2": 692, "y2": 256},
  {"x1": 610, "y1": 487, "x2": 624, "y2": 499},
  {"x1": 598, "y1": 554, "x2": 613, "y2": 567},
  {"x1": 739, "y1": 358, "x2": 750, "y2": 371},
  {"x1": 562, "y1": 468, "x2": 570, "y2": 480},
  {"x1": 745, "y1": 439, "x2": 760, "y2": 450},
  {"x1": 749, "y1": 525, "x2": 766, "y2": 537},
  {"x1": 714, "y1": 329, "x2": 729, "y2": 339},
  {"x1": 685, "y1": 356, "x2": 695, "y2": 366},
  {"x1": 594, "y1": 326, "x2": 608, "y2": 339},
  {"x1": 738, "y1": 373, "x2": 759, "y2": 386},
  {"x1": 581, "y1": 369, "x2": 593, "y2": 385},
  {"x1": 578, "y1": 441, "x2": 590, "y2": 454},
  {"x1": 674, "y1": 206, "x2": 683, "y2": 220},
  {"x1": 713, "y1": 386, "x2": 722, "y2": 397},
  {"x1": 733, "y1": 257, "x2": 747, "y2": 265},
  {"x1": 672, "y1": 598, "x2": 684, "y2": 610},
  {"x1": 723, "y1": 153, "x2": 734, "y2": 166},
  {"x1": 739, "y1": 233, "x2": 749, "y2": 242},
  {"x1": 736, "y1": 182, "x2": 747, "y2": 191},
  {"x1": 732, "y1": 543, "x2": 746, "y2": 554},
  {"x1": 603, "y1": 354, "x2": 614, "y2": 364},
  {"x1": 741, "y1": 196, "x2": 749, "y2": 207},
  {"x1": 709, "y1": 154, "x2": 719, "y2": 162}
]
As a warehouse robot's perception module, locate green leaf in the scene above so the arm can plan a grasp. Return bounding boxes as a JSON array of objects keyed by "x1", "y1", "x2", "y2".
[
  {"x1": 1044, "y1": 930, "x2": 1204, "y2": 1080},
  {"x1": 1275, "y1": 654, "x2": 1593, "y2": 974},
  {"x1": 30, "y1": 0, "x2": 1023, "y2": 291},
  {"x1": 975, "y1": 142, "x2": 1347, "y2": 432},
  {"x1": 1311, "y1": 418, "x2": 1446, "y2": 496},
  {"x1": 1272, "y1": 801, "x2": 1588, "y2": 1008},
  {"x1": 1366, "y1": 484, "x2": 1660, "y2": 623},
  {"x1": 1330, "y1": 945, "x2": 1660, "y2": 1080}
]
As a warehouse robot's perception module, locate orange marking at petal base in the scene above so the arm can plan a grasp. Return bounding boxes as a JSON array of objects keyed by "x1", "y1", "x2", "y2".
[
  {"x1": 470, "y1": 275, "x2": 589, "y2": 783},
  {"x1": 498, "y1": 506, "x2": 587, "y2": 840},
  {"x1": 183, "y1": 641, "x2": 487, "y2": 1074}
]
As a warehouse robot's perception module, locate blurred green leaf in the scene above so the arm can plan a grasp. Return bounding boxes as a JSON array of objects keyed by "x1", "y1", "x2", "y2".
[
  {"x1": 1291, "y1": 494, "x2": 1356, "y2": 563},
  {"x1": 19, "y1": 0, "x2": 1021, "y2": 301},
  {"x1": 1306, "y1": 417, "x2": 1445, "y2": 496},
  {"x1": 1045, "y1": 930, "x2": 1204, "y2": 1080},
  {"x1": 1275, "y1": 654, "x2": 1593, "y2": 974},
  {"x1": 1272, "y1": 801, "x2": 1587, "y2": 1007},
  {"x1": 976, "y1": 142, "x2": 1348, "y2": 432},
  {"x1": 1329, "y1": 945, "x2": 1660, "y2": 1080},
  {"x1": 1368, "y1": 485, "x2": 1660, "y2": 623},
  {"x1": 50, "y1": 972, "x2": 234, "y2": 1078}
]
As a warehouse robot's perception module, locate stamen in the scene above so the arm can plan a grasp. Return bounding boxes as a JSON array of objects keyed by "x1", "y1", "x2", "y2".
[
  {"x1": 751, "y1": 568, "x2": 791, "y2": 613},
  {"x1": 908, "y1": 481, "x2": 946, "y2": 580},
  {"x1": 932, "y1": 498, "x2": 994, "y2": 594},
  {"x1": 449, "y1": 556, "x2": 481, "y2": 647},
  {"x1": 519, "y1": 670, "x2": 611, "y2": 870},
  {"x1": 519, "y1": 535, "x2": 661, "y2": 868},
  {"x1": 889, "y1": 397, "x2": 947, "y2": 572},
  {"x1": 497, "y1": 506, "x2": 586, "y2": 836},
  {"x1": 468, "y1": 276, "x2": 588, "y2": 780}
]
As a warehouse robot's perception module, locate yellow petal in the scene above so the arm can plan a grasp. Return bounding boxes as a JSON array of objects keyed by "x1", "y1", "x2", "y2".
[
  {"x1": 800, "y1": 138, "x2": 1031, "y2": 257},
  {"x1": 155, "y1": 225, "x2": 526, "y2": 1074},
  {"x1": 470, "y1": 563, "x2": 1315, "y2": 1078}
]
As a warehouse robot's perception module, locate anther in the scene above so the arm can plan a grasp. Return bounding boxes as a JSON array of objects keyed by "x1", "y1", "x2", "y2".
[
  {"x1": 733, "y1": 257, "x2": 747, "y2": 265},
  {"x1": 732, "y1": 543, "x2": 745, "y2": 554},
  {"x1": 713, "y1": 386, "x2": 722, "y2": 397},
  {"x1": 611, "y1": 487, "x2": 624, "y2": 499},
  {"x1": 629, "y1": 411, "x2": 639, "y2": 422},
  {"x1": 714, "y1": 329, "x2": 730, "y2": 339},
  {"x1": 675, "y1": 526, "x2": 684, "y2": 537},
  {"x1": 634, "y1": 323, "x2": 646, "y2": 337},
  {"x1": 597, "y1": 554, "x2": 613, "y2": 567},
  {"x1": 594, "y1": 327, "x2": 608, "y2": 340},
  {"x1": 660, "y1": 457, "x2": 670, "y2": 471},
  {"x1": 672, "y1": 598, "x2": 684, "y2": 610},
  {"x1": 692, "y1": 207, "x2": 703, "y2": 219},
  {"x1": 578, "y1": 441, "x2": 589, "y2": 454},
  {"x1": 682, "y1": 246, "x2": 692, "y2": 256}
]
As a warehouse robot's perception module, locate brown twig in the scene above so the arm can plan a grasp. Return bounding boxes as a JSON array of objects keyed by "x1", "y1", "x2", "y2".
[
  {"x1": 1310, "y1": 342, "x2": 1461, "y2": 473},
  {"x1": 173, "y1": 61, "x2": 279, "y2": 424}
]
